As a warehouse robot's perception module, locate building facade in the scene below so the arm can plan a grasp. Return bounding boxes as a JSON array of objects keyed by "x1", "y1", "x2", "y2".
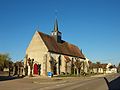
[{"x1": 24, "y1": 20, "x2": 85, "y2": 76}]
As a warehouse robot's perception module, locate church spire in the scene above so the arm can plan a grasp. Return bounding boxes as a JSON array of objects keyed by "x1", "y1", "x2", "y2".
[
  {"x1": 51, "y1": 19, "x2": 62, "y2": 43},
  {"x1": 54, "y1": 19, "x2": 58, "y2": 32}
]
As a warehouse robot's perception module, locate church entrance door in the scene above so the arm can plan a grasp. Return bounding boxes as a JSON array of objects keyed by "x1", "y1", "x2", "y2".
[{"x1": 34, "y1": 63, "x2": 38, "y2": 74}]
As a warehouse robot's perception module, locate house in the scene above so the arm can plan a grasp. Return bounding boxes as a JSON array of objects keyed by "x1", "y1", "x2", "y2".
[
  {"x1": 24, "y1": 19, "x2": 85, "y2": 76},
  {"x1": 106, "y1": 63, "x2": 117, "y2": 73},
  {"x1": 88, "y1": 62, "x2": 117, "y2": 74},
  {"x1": 90, "y1": 63, "x2": 104, "y2": 74}
]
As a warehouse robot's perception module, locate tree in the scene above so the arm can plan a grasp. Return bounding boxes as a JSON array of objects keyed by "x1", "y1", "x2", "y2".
[
  {"x1": 74, "y1": 60, "x2": 82, "y2": 76},
  {"x1": 0, "y1": 53, "x2": 12, "y2": 71},
  {"x1": 96, "y1": 62, "x2": 101, "y2": 74},
  {"x1": 71, "y1": 59, "x2": 74, "y2": 74},
  {"x1": 82, "y1": 60, "x2": 89, "y2": 74},
  {"x1": 65, "y1": 60, "x2": 69, "y2": 75},
  {"x1": 28, "y1": 58, "x2": 34, "y2": 77},
  {"x1": 13, "y1": 61, "x2": 23, "y2": 77},
  {"x1": 0, "y1": 53, "x2": 13, "y2": 76},
  {"x1": 24, "y1": 54, "x2": 28, "y2": 76},
  {"x1": 117, "y1": 63, "x2": 120, "y2": 73}
]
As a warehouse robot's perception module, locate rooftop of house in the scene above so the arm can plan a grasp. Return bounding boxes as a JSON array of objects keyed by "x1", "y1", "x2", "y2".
[
  {"x1": 88, "y1": 61, "x2": 108, "y2": 69},
  {"x1": 38, "y1": 31, "x2": 85, "y2": 59},
  {"x1": 89, "y1": 62, "x2": 117, "y2": 69}
]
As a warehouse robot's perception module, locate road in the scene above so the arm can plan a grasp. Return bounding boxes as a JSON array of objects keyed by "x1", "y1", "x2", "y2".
[{"x1": 0, "y1": 73, "x2": 119, "y2": 90}]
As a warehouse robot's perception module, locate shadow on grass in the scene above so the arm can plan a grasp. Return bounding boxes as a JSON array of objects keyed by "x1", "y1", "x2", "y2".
[
  {"x1": 0, "y1": 75, "x2": 24, "y2": 81},
  {"x1": 104, "y1": 76, "x2": 120, "y2": 90}
]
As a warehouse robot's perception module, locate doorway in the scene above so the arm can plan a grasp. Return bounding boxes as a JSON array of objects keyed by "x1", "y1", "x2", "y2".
[{"x1": 34, "y1": 63, "x2": 38, "y2": 74}]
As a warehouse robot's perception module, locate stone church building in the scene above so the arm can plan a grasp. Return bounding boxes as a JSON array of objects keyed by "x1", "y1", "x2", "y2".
[{"x1": 24, "y1": 20, "x2": 85, "y2": 76}]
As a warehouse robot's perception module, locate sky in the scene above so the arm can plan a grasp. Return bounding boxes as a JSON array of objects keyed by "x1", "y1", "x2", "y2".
[{"x1": 0, "y1": 0, "x2": 120, "y2": 65}]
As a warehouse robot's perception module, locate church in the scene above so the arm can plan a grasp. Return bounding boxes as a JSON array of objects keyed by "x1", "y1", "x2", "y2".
[{"x1": 24, "y1": 19, "x2": 85, "y2": 76}]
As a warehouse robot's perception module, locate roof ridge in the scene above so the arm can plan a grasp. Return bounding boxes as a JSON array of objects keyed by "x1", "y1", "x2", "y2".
[{"x1": 38, "y1": 31, "x2": 51, "y2": 37}]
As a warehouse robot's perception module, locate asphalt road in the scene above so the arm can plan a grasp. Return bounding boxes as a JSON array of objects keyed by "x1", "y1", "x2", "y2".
[{"x1": 0, "y1": 73, "x2": 119, "y2": 90}]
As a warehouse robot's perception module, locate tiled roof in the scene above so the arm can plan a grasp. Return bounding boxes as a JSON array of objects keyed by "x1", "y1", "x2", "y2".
[
  {"x1": 100, "y1": 64, "x2": 108, "y2": 69},
  {"x1": 89, "y1": 63, "x2": 108, "y2": 69},
  {"x1": 38, "y1": 31, "x2": 85, "y2": 59}
]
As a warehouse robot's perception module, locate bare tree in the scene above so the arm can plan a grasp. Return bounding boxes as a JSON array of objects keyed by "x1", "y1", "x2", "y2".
[
  {"x1": 28, "y1": 58, "x2": 34, "y2": 77},
  {"x1": 74, "y1": 60, "x2": 82, "y2": 76},
  {"x1": 65, "y1": 59, "x2": 70, "y2": 75}
]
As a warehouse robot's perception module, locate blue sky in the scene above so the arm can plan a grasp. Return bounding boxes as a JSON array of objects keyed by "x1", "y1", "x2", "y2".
[{"x1": 0, "y1": 0, "x2": 120, "y2": 65}]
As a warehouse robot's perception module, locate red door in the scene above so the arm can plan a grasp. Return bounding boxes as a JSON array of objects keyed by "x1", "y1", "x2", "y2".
[{"x1": 34, "y1": 63, "x2": 38, "y2": 74}]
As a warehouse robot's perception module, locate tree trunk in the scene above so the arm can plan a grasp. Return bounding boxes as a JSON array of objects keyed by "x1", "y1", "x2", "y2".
[
  {"x1": 13, "y1": 66, "x2": 15, "y2": 76},
  {"x1": 74, "y1": 68, "x2": 76, "y2": 75},
  {"x1": 8, "y1": 62, "x2": 11, "y2": 76},
  {"x1": 30, "y1": 66, "x2": 33, "y2": 77},
  {"x1": 77, "y1": 68, "x2": 79, "y2": 76},
  {"x1": 65, "y1": 62, "x2": 67, "y2": 75},
  {"x1": 9, "y1": 67, "x2": 10, "y2": 76},
  {"x1": 18, "y1": 66, "x2": 20, "y2": 77}
]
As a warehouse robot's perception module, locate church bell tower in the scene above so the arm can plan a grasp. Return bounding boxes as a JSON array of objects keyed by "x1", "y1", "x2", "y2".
[{"x1": 51, "y1": 19, "x2": 62, "y2": 43}]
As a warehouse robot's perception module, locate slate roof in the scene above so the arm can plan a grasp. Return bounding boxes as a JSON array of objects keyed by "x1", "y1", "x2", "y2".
[{"x1": 38, "y1": 31, "x2": 85, "y2": 59}]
